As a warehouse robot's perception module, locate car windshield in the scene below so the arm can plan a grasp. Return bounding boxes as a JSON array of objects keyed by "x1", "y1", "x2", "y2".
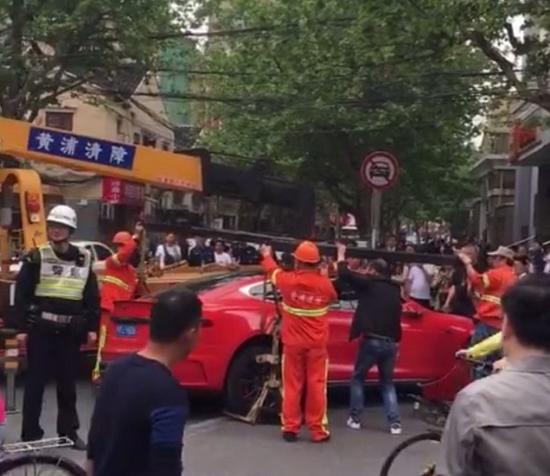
[{"x1": 154, "y1": 270, "x2": 261, "y2": 296}]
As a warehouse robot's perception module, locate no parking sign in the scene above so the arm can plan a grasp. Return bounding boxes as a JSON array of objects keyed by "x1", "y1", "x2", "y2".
[{"x1": 360, "y1": 151, "x2": 399, "y2": 190}]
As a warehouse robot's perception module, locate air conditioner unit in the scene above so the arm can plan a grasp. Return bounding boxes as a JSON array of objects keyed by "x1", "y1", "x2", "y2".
[
  {"x1": 182, "y1": 192, "x2": 204, "y2": 213},
  {"x1": 161, "y1": 191, "x2": 174, "y2": 210},
  {"x1": 144, "y1": 198, "x2": 156, "y2": 217}
]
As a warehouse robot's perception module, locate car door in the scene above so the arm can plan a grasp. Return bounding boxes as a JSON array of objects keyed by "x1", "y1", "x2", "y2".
[
  {"x1": 326, "y1": 298, "x2": 358, "y2": 384},
  {"x1": 84, "y1": 245, "x2": 96, "y2": 262},
  {"x1": 393, "y1": 301, "x2": 445, "y2": 382}
]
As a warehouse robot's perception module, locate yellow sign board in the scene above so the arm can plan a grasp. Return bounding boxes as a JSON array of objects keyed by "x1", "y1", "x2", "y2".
[{"x1": 0, "y1": 117, "x2": 203, "y2": 191}]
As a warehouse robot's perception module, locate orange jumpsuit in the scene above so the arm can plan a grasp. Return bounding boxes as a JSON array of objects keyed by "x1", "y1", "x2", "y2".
[
  {"x1": 100, "y1": 239, "x2": 138, "y2": 313},
  {"x1": 468, "y1": 265, "x2": 517, "y2": 329},
  {"x1": 262, "y1": 255, "x2": 337, "y2": 441}
]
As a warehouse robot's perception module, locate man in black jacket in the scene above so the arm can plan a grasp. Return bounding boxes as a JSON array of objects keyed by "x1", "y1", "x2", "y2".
[{"x1": 336, "y1": 243, "x2": 403, "y2": 435}]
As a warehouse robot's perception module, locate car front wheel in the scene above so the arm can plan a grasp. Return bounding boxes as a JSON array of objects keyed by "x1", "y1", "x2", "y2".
[{"x1": 225, "y1": 344, "x2": 280, "y2": 421}]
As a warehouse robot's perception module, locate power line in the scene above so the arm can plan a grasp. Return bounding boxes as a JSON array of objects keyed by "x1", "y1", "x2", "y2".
[{"x1": 149, "y1": 17, "x2": 357, "y2": 40}]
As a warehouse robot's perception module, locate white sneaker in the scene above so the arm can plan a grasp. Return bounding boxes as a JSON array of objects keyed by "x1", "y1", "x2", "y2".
[
  {"x1": 347, "y1": 417, "x2": 362, "y2": 430},
  {"x1": 390, "y1": 423, "x2": 402, "y2": 435}
]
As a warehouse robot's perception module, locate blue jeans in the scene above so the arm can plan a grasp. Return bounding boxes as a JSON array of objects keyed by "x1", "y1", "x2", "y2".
[
  {"x1": 470, "y1": 321, "x2": 500, "y2": 379},
  {"x1": 349, "y1": 337, "x2": 400, "y2": 424}
]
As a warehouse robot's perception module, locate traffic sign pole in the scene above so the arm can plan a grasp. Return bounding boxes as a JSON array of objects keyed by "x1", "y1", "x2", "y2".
[
  {"x1": 370, "y1": 189, "x2": 382, "y2": 248},
  {"x1": 360, "y1": 151, "x2": 399, "y2": 248}
]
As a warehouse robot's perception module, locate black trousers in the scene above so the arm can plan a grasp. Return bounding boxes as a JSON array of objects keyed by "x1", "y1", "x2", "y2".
[{"x1": 21, "y1": 331, "x2": 81, "y2": 441}]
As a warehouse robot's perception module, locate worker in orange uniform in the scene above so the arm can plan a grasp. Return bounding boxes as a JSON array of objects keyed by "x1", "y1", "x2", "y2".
[
  {"x1": 92, "y1": 231, "x2": 138, "y2": 381},
  {"x1": 260, "y1": 241, "x2": 337, "y2": 443},
  {"x1": 100, "y1": 231, "x2": 138, "y2": 312},
  {"x1": 458, "y1": 245, "x2": 517, "y2": 377}
]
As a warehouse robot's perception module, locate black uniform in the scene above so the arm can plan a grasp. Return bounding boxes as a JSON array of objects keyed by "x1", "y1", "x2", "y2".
[
  {"x1": 187, "y1": 245, "x2": 215, "y2": 267},
  {"x1": 14, "y1": 244, "x2": 100, "y2": 441}
]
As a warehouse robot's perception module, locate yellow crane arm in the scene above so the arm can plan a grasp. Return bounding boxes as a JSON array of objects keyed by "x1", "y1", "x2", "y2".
[{"x1": 0, "y1": 117, "x2": 203, "y2": 191}]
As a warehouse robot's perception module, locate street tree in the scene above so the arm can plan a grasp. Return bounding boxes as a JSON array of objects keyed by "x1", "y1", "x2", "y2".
[
  {"x1": 195, "y1": 0, "x2": 487, "y2": 233},
  {"x1": 0, "y1": 0, "x2": 192, "y2": 120},
  {"x1": 416, "y1": 1, "x2": 550, "y2": 113}
]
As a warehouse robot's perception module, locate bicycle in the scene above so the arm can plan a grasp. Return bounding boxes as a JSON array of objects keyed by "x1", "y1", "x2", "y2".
[
  {"x1": 379, "y1": 357, "x2": 491, "y2": 476},
  {"x1": 0, "y1": 437, "x2": 86, "y2": 475}
]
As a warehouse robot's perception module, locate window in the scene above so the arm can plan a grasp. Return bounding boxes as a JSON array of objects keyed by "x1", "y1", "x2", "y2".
[
  {"x1": 502, "y1": 170, "x2": 516, "y2": 190},
  {"x1": 162, "y1": 141, "x2": 171, "y2": 151},
  {"x1": 489, "y1": 133, "x2": 510, "y2": 155},
  {"x1": 94, "y1": 244, "x2": 113, "y2": 261},
  {"x1": 487, "y1": 172, "x2": 500, "y2": 190},
  {"x1": 142, "y1": 132, "x2": 157, "y2": 148},
  {"x1": 100, "y1": 203, "x2": 115, "y2": 221},
  {"x1": 116, "y1": 117, "x2": 124, "y2": 135},
  {"x1": 133, "y1": 133, "x2": 141, "y2": 145},
  {"x1": 45, "y1": 111, "x2": 74, "y2": 131},
  {"x1": 246, "y1": 282, "x2": 282, "y2": 301}
]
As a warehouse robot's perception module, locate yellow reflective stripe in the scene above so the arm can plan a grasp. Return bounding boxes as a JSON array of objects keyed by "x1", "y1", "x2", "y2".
[
  {"x1": 35, "y1": 277, "x2": 86, "y2": 300},
  {"x1": 271, "y1": 268, "x2": 281, "y2": 286},
  {"x1": 34, "y1": 290, "x2": 83, "y2": 301},
  {"x1": 102, "y1": 275, "x2": 130, "y2": 291},
  {"x1": 280, "y1": 353, "x2": 286, "y2": 431},
  {"x1": 482, "y1": 273, "x2": 491, "y2": 289},
  {"x1": 480, "y1": 294, "x2": 501, "y2": 305},
  {"x1": 282, "y1": 303, "x2": 328, "y2": 317},
  {"x1": 38, "y1": 278, "x2": 85, "y2": 287},
  {"x1": 321, "y1": 357, "x2": 329, "y2": 436}
]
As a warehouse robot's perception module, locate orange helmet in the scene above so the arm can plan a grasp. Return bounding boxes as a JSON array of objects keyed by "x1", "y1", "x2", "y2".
[
  {"x1": 112, "y1": 231, "x2": 133, "y2": 245},
  {"x1": 293, "y1": 240, "x2": 321, "y2": 264}
]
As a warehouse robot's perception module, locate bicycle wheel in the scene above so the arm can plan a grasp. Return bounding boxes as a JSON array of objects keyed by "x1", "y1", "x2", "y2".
[
  {"x1": 0, "y1": 454, "x2": 86, "y2": 475},
  {"x1": 379, "y1": 431, "x2": 442, "y2": 476}
]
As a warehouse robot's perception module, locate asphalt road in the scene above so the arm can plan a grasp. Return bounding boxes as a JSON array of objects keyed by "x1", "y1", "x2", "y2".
[{"x1": 3, "y1": 382, "x2": 441, "y2": 476}]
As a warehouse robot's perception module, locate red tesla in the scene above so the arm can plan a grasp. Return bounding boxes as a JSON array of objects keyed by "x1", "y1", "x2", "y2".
[{"x1": 101, "y1": 271, "x2": 473, "y2": 414}]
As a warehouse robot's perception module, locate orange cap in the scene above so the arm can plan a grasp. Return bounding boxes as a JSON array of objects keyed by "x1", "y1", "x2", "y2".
[
  {"x1": 112, "y1": 231, "x2": 133, "y2": 245},
  {"x1": 293, "y1": 240, "x2": 321, "y2": 264}
]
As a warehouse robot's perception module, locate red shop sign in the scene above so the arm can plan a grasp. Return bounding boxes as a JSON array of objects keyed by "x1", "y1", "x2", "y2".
[{"x1": 102, "y1": 178, "x2": 144, "y2": 206}]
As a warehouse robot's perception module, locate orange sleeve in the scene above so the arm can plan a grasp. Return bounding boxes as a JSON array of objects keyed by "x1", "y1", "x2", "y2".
[
  {"x1": 261, "y1": 255, "x2": 279, "y2": 276},
  {"x1": 468, "y1": 269, "x2": 484, "y2": 288},
  {"x1": 473, "y1": 269, "x2": 500, "y2": 291},
  {"x1": 107, "y1": 239, "x2": 137, "y2": 268}
]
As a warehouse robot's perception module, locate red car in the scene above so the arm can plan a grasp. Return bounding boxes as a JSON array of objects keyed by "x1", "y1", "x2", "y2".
[{"x1": 101, "y1": 271, "x2": 473, "y2": 414}]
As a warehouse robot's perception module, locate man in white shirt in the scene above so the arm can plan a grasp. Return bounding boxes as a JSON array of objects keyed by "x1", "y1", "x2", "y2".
[
  {"x1": 155, "y1": 233, "x2": 183, "y2": 269},
  {"x1": 405, "y1": 262, "x2": 434, "y2": 308},
  {"x1": 213, "y1": 241, "x2": 234, "y2": 267}
]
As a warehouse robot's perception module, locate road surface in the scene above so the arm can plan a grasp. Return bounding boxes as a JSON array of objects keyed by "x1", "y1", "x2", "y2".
[{"x1": 3, "y1": 382, "x2": 441, "y2": 475}]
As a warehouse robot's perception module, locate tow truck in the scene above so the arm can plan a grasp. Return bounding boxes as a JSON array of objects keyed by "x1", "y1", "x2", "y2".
[{"x1": 0, "y1": 117, "x2": 215, "y2": 408}]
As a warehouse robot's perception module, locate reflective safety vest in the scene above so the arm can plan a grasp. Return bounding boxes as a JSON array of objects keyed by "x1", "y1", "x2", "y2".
[
  {"x1": 472, "y1": 265, "x2": 517, "y2": 329},
  {"x1": 35, "y1": 244, "x2": 91, "y2": 301}
]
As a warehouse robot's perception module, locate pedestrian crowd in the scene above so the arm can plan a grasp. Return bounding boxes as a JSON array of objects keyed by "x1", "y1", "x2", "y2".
[{"x1": 131, "y1": 225, "x2": 261, "y2": 271}]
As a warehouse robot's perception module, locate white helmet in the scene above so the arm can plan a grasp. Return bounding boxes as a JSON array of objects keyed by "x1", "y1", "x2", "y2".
[{"x1": 47, "y1": 205, "x2": 77, "y2": 230}]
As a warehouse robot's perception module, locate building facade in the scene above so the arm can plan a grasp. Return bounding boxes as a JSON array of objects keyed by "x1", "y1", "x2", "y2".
[
  {"x1": 470, "y1": 106, "x2": 517, "y2": 245},
  {"x1": 31, "y1": 72, "x2": 176, "y2": 241},
  {"x1": 509, "y1": 101, "x2": 549, "y2": 242}
]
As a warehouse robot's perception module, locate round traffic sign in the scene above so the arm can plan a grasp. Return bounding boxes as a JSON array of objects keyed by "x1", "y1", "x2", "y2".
[{"x1": 360, "y1": 151, "x2": 399, "y2": 190}]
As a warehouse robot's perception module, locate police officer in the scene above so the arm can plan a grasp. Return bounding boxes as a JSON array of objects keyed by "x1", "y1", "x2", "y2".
[{"x1": 15, "y1": 205, "x2": 100, "y2": 450}]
